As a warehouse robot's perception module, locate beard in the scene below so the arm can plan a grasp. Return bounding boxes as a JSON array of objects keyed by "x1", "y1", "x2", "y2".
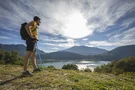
[{"x1": 37, "y1": 23, "x2": 40, "y2": 26}]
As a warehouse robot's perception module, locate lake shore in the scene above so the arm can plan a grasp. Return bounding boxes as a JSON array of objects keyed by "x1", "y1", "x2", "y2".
[{"x1": 42, "y1": 60, "x2": 110, "y2": 71}]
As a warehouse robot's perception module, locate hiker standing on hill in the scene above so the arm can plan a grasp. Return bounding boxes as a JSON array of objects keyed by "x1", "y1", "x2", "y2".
[{"x1": 22, "y1": 16, "x2": 41, "y2": 76}]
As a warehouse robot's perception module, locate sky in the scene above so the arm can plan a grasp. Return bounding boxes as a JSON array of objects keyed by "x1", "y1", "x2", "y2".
[{"x1": 0, "y1": 0, "x2": 135, "y2": 52}]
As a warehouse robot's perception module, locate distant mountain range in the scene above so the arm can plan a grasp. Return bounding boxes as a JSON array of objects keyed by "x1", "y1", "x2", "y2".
[
  {"x1": 0, "y1": 44, "x2": 45, "y2": 56},
  {"x1": 63, "y1": 46, "x2": 107, "y2": 55},
  {"x1": 88, "y1": 45, "x2": 135, "y2": 61},
  {"x1": 0, "y1": 43, "x2": 135, "y2": 61},
  {"x1": 45, "y1": 51, "x2": 84, "y2": 60}
]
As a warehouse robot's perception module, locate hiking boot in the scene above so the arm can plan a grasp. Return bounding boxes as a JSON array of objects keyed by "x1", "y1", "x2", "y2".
[
  {"x1": 33, "y1": 68, "x2": 42, "y2": 73},
  {"x1": 22, "y1": 70, "x2": 34, "y2": 77}
]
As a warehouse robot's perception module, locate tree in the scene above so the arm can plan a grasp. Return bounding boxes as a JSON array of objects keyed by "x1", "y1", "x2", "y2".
[
  {"x1": 10, "y1": 51, "x2": 19, "y2": 64},
  {"x1": 0, "y1": 50, "x2": 23, "y2": 65},
  {"x1": 0, "y1": 49, "x2": 5, "y2": 61},
  {"x1": 62, "y1": 64, "x2": 78, "y2": 70},
  {"x1": 94, "y1": 56, "x2": 135, "y2": 74},
  {"x1": 4, "y1": 51, "x2": 11, "y2": 64}
]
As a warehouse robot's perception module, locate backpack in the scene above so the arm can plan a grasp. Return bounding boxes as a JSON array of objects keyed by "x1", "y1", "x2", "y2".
[{"x1": 20, "y1": 22, "x2": 29, "y2": 40}]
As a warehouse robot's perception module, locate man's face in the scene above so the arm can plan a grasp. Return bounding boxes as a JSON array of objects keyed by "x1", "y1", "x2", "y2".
[{"x1": 37, "y1": 19, "x2": 41, "y2": 26}]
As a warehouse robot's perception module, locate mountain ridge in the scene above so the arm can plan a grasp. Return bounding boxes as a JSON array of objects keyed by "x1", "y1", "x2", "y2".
[
  {"x1": 87, "y1": 44, "x2": 135, "y2": 61},
  {"x1": 0, "y1": 44, "x2": 46, "y2": 56},
  {"x1": 63, "y1": 46, "x2": 108, "y2": 55},
  {"x1": 0, "y1": 43, "x2": 135, "y2": 61}
]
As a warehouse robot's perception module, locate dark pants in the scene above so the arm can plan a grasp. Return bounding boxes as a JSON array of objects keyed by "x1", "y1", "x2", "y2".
[{"x1": 26, "y1": 38, "x2": 36, "y2": 52}]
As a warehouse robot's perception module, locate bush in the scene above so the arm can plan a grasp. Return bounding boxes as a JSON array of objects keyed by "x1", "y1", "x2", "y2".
[
  {"x1": 62, "y1": 64, "x2": 78, "y2": 70},
  {"x1": 94, "y1": 62, "x2": 115, "y2": 73},
  {"x1": 94, "y1": 66, "x2": 101, "y2": 72},
  {"x1": 47, "y1": 65, "x2": 56, "y2": 70},
  {"x1": 0, "y1": 49, "x2": 4, "y2": 60},
  {"x1": 113, "y1": 57, "x2": 135, "y2": 72},
  {"x1": 94, "y1": 56, "x2": 135, "y2": 74},
  {"x1": 112, "y1": 68, "x2": 124, "y2": 75},
  {"x1": 0, "y1": 50, "x2": 23, "y2": 65},
  {"x1": 0, "y1": 60, "x2": 5, "y2": 64},
  {"x1": 84, "y1": 68, "x2": 92, "y2": 72}
]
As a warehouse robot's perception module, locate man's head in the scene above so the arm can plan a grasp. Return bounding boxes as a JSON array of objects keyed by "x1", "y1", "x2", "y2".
[{"x1": 33, "y1": 16, "x2": 41, "y2": 26}]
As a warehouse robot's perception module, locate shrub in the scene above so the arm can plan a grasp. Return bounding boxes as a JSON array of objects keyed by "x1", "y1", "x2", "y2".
[
  {"x1": 94, "y1": 56, "x2": 135, "y2": 74},
  {"x1": 112, "y1": 68, "x2": 124, "y2": 75},
  {"x1": 0, "y1": 60, "x2": 5, "y2": 64},
  {"x1": 47, "y1": 65, "x2": 56, "y2": 70},
  {"x1": 62, "y1": 64, "x2": 78, "y2": 70},
  {"x1": 113, "y1": 57, "x2": 135, "y2": 72},
  {"x1": 84, "y1": 68, "x2": 92, "y2": 72},
  {"x1": 94, "y1": 63, "x2": 114, "y2": 73},
  {"x1": 0, "y1": 50, "x2": 23, "y2": 65},
  {"x1": 94, "y1": 66, "x2": 101, "y2": 72}
]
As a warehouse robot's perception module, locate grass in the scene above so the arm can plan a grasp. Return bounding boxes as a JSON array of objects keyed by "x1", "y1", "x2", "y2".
[{"x1": 0, "y1": 65, "x2": 135, "y2": 90}]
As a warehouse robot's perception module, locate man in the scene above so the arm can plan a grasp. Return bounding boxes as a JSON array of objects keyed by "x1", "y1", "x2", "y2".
[{"x1": 22, "y1": 16, "x2": 41, "y2": 76}]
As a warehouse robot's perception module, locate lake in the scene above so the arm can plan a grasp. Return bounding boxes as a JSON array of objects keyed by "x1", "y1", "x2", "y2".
[{"x1": 41, "y1": 60, "x2": 110, "y2": 71}]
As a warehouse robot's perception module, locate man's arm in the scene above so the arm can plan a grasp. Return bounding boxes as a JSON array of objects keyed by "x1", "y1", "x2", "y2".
[{"x1": 25, "y1": 22, "x2": 35, "y2": 38}]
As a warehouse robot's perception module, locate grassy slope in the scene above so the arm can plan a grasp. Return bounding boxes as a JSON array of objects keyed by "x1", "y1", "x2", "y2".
[{"x1": 0, "y1": 65, "x2": 135, "y2": 90}]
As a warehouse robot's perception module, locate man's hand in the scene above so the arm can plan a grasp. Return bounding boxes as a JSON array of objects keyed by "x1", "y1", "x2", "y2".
[
  {"x1": 33, "y1": 39, "x2": 38, "y2": 43},
  {"x1": 30, "y1": 36, "x2": 36, "y2": 39}
]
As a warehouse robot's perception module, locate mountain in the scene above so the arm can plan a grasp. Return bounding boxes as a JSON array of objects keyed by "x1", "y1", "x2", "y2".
[
  {"x1": 0, "y1": 44, "x2": 135, "y2": 60},
  {"x1": 0, "y1": 44, "x2": 46, "y2": 56},
  {"x1": 64, "y1": 46, "x2": 108, "y2": 55},
  {"x1": 88, "y1": 45, "x2": 135, "y2": 61},
  {"x1": 0, "y1": 43, "x2": 84, "y2": 60},
  {"x1": 45, "y1": 51, "x2": 85, "y2": 60},
  {"x1": 0, "y1": 44, "x2": 26, "y2": 56}
]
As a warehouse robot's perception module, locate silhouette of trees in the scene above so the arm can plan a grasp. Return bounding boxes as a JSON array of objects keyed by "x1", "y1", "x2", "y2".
[{"x1": 0, "y1": 49, "x2": 23, "y2": 65}]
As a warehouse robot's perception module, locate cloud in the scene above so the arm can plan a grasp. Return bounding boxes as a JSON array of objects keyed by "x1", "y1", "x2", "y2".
[
  {"x1": 82, "y1": 38, "x2": 88, "y2": 41},
  {"x1": 41, "y1": 37, "x2": 77, "y2": 48},
  {"x1": 88, "y1": 0, "x2": 135, "y2": 32},
  {"x1": 107, "y1": 17, "x2": 135, "y2": 38},
  {"x1": 0, "y1": 36, "x2": 9, "y2": 39},
  {"x1": 38, "y1": 33, "x2": 79, "y2": 51},
  {"x1": 0, "y1": 0, "x2": 33, "y2": 30},
  {"x1": 89, "y1": 41, "x2": 114, "y2": 47},
  {"x1": 56, "y1": 39, "x2": 79, "y2": 48},
  {"x1": 2, "y1": 0, "x2": 134, "y2": 39},
  {"x1": 51, "y1": 47, "x2": 59, "y2": 50},
  {"x1": 40, "y1": 37, "x2": 78, "y2": 52},
  {"x1": 109, "y1": 27, "x2": 135, "y2": 41},
  {"x1": 89, "y1": 39, "x2": 135, "y2": 47},
  {"x1": 0, "y1": 0, "x2": 135, "y2": 52},
  {"x1": 41, "y1": 43, "x2": 55, "y2": 46},
  {"x1": 89, "y1": 27, "x2": 135, "y2": 47}
]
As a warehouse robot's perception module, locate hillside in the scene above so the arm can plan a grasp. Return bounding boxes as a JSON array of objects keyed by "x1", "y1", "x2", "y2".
[
  {"x1": 0, "y1": 44, "x2": 46, "y2": 56},
  {"x1": 45, "y1": 51, "x2": 85, "y2": 60},
  {"x1": 0, "y1": 65, "x2": 135, "y2": 89},
  {"x1": 0, "y1": 44, "x2": 26, "y2": 56},
  {"x1": 88, "y1": 45, "x2": 135, "y2": 61},
  {"x1": 0, "y1": 43, "x2": 135, "y2": 60},
  {"x1": 64, "y1": 46, "x2": 107, "y2": 55}
]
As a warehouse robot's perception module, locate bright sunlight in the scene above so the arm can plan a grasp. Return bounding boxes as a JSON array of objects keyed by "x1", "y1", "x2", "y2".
[{"x1": 63, "y1": 11, "x2": 92, "y2": 39}]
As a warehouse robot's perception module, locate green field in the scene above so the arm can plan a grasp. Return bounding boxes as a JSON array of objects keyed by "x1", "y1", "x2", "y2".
[{"x1": 0, "y1": 65, "x2": 135, "y2": 90}]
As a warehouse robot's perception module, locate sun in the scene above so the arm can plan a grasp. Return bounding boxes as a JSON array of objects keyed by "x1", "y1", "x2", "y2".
[{"x1": 63, "y1": 11, "x2": 91, "y2": 39}]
